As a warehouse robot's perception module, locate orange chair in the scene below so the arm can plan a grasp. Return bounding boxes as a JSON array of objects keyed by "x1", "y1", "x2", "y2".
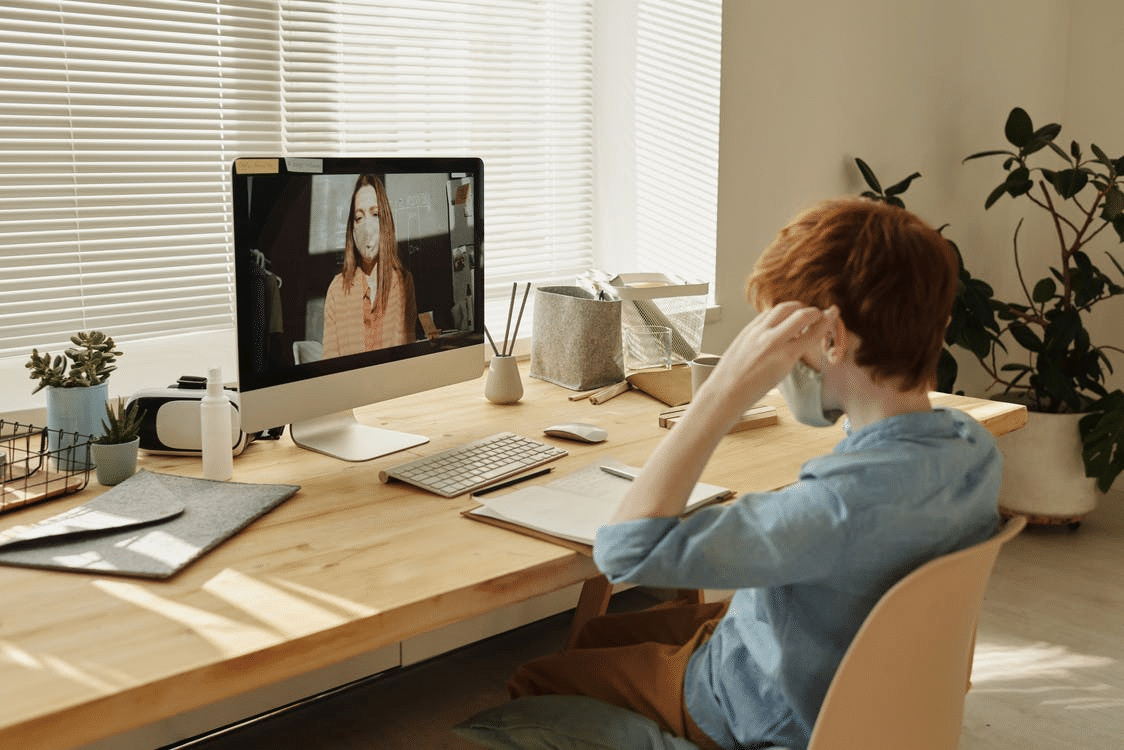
[{"x1": 804, "y1": 515, "x2": 1026, "y2": 750}]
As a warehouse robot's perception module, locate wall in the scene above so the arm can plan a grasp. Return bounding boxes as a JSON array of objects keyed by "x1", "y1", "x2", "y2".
[{"x1": 707, "y1": 0, "x2": 1124, "y2": 397}]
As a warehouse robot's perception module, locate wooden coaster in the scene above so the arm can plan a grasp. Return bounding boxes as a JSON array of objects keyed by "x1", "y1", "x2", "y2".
[{"x1": 659, "y1": 404, "x2": 778, "y2": 432}]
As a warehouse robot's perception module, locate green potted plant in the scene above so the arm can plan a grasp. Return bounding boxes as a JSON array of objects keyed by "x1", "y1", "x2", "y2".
[
  {"x1": 25, "y1": 331, "x2": 123, "y2": 470},
  {"x1": 961, "y1": 107, "x2": 1124, "y2": 524},
  {"x1": 91, "y1": 399, "x2": 145, "y2": 485},
  {"x1": 855, "y1": 106, "x2": 1124, "y2": 526}
]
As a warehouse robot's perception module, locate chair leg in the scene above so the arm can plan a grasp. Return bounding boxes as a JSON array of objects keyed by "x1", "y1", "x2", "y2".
[{"x1": 567, "y1": 575, "x2": 614, "y2": 648}]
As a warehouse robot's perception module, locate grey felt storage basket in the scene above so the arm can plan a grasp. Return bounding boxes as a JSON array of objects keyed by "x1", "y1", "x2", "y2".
[{"x1": 529, "y1": 286, "x2": 624, "y2": 391}]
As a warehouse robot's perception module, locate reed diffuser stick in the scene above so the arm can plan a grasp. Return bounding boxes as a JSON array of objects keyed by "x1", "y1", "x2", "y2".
[
  {"x1": 500, "y1": 282, "x2": 517, "y2": 356},
  {"x1": 483, "y1": 325, "x2": 500, "y2": 357},
  {"x1": 506, "y1": 283, "x2": 532, "y2": 356}
]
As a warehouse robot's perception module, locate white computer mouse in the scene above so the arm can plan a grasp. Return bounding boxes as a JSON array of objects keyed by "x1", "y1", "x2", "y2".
[{"x1": 543, "y1": 422, "x2": 608, "y2": 444}]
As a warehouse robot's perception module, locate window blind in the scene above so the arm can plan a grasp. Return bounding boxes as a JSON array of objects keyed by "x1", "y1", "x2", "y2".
[
  {"x1": 0, "y1": 0, "x2": 595, "y2": 363},
  {"x1": 279, "y1": 1, "x2": 596, "y2": 329},
  {"x1": 634, "y1": 0, "x2": 721, "y2": 288},
  {"x1": 0, "y1": 0, "x2": 280, "y2": 360},
  {"x1": 0, "y1": 0, "x2": 720, "y2": 401}
]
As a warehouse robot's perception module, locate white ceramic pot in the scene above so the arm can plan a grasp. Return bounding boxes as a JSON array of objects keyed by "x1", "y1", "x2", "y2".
[
  {"x1": 996, "y1": 410, "x2": 1101, "y2": 525},
  {"x1": 484, "y1": 355, "x2": 523, "y2": 404}
]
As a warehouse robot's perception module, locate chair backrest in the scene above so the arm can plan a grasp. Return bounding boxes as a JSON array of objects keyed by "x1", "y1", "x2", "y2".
[{"x1": 807, "y1": 516, "x2": 1026, "y2": 750}]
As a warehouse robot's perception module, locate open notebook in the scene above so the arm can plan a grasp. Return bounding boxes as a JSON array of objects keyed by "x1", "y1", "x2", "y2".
[{"x1": 465, "y1": 458, "x2": 733, "y2": 549}]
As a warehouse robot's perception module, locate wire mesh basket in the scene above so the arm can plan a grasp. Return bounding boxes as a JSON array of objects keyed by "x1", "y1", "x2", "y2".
[
  {"x1": 0, "y1": 420, "x2": 93, "y2": 515},
  {"x1": 612, "y1": 273, "x2": 709, "y2": 365}
]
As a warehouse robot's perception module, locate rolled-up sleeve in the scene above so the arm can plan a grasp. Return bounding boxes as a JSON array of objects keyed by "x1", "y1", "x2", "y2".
[{"x1": 593, "y1": 481, "x2": 849, "y2": 591}]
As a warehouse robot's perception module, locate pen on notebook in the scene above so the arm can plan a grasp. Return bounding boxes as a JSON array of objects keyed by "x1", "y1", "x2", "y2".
[
  {"x1": 472, "y1": 467, "x2": 553, "y2": 497},
  {"x1": 600, "y1": 465, "x2": 638, "y2": 481}
]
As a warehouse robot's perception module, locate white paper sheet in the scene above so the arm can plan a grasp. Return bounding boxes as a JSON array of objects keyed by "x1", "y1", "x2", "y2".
[{"x1": 470, "y1": 460, "x2": 730, "y2": 545}]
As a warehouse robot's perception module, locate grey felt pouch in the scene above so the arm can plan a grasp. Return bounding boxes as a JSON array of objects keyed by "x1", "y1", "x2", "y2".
[{"x1": 529, "y1": 286, "x2": 624, "y2": 391}]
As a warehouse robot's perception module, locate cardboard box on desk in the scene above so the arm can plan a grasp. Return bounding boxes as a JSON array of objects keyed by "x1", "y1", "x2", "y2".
[{"x1": 529, "y1": 286, "x2": 624, "y2": 391}]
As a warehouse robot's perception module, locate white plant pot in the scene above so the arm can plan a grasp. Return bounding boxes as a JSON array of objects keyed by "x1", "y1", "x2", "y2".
[
  {"x1": 996, "y1": 410, "x2": 1101, "y2": 526},
  {"x1": 484, "y1": 355, "x2": 524, "y2": 404}
]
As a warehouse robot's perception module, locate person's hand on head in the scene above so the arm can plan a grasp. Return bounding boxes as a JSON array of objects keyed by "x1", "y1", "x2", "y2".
[{"x1": 700, "y1": 302, "x2": 840, "y2": 415}]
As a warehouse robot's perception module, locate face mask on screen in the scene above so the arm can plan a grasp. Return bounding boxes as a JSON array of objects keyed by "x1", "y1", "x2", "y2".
[{"x1": 777, "y1": 360, "x2": 844, "y2": 428}]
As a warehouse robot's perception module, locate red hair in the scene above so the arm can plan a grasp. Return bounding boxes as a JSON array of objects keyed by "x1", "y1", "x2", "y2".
[{"x1": 747, "y1": 198, "x2": 958, "y2": 391}]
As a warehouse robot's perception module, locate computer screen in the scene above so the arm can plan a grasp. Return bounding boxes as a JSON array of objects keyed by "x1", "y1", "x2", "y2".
[{"x1": 232, "y1": 156, "x2": 485, "y2": 461}]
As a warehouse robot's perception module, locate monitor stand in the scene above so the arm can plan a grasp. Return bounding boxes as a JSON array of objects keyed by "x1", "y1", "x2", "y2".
[{"x1": 289, "y1": 411, "x2": 428, "y2": 462}]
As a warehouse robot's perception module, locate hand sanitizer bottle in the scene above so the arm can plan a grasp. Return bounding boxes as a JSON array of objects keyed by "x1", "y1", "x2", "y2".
[{"x1": 201, "y1": 367, "x2": 234, "y2": 481}]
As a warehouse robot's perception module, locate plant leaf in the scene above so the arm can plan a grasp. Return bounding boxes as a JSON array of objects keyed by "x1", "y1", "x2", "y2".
[
  {"x1": 936, "y1": 348, "x2": 959, "y2": 394},
  {"x1": 963, "y1": 149, "x2": 1013, "y2": 163},
  {"x1": 1045, "y1": 140, "x2": 1071, "y2": 161},
  {"x1": 1005, "y1": 107, "x2": 1034, "y2": 148},
  {"x1": 984, "y1": 182, "x2": 1008, "y2": 209},
  {"x1": 1052, "y1": 168, "x2": 1088, "y2": 199},
  {"x1": 1032, "y1": 122, "x2": 1062, "y2": 143},
  {"x1": 1101, "y1": 187, "x2": 1124, "y2": 222},
  {"x1": 1091, "y1": 143, "x2": 1113, "y2": 169},
  {"x1": 1009, "y1": 322, "x2": 1044, "y2": 353},
  {"x1": 1006, "y1": 166, "x2": 1033, "y2": 197},
  {"x1": 1078, "y1": 391, "x2": 1124, "y2": 492},
  {"x1": 1032, "y1": 277, "x2": 1056, "y2": 303},
  {"x1": 885, "y1": 172, "x2": 922, "y2": 196},
  {"x1": 1105, "y1": 249, "x2": 1124, "y2": 279},
  {"x1": 1043, "y1": 308, "x2": 1081, "y2": 354},
  {"x1": 855, "y1": 158, "x2": 882, "y2": 194}
]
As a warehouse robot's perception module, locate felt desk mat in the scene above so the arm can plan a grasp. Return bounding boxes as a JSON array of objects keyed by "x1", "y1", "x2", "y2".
[{"x1": 0, "y1": 470, "x2": 299, "y2": 579}]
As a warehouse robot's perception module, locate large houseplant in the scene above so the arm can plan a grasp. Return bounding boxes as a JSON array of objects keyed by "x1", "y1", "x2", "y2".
[
  {"x1": 855, "y1": 107, "x2": 1124, "y2": 508},
  {"x1": 962, "y1": 108, "x2": 1124, "y2": 499}
]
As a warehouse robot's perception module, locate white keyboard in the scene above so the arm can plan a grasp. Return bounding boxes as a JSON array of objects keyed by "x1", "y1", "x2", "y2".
[{"x1": 378, "y1": 432, "x2": 567, "y2": 497}]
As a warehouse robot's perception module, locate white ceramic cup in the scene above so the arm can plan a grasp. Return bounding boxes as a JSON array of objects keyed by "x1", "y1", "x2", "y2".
[{"x1": 690, "y1": 354, "x2": 721, "y2": 395}]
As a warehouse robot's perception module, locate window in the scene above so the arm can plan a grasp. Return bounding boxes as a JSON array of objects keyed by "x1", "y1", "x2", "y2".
[
  {"x1": 0, "y1": 1, "x2": 721, "y2": 413},
  {"x1": 634, "y1": 0, "x2": 722, "y2": 287}
]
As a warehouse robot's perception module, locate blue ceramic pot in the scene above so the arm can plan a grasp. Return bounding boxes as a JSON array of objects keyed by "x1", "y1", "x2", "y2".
[{"x1": 46, "y1": 383, "x2": 108, "y2": 471}]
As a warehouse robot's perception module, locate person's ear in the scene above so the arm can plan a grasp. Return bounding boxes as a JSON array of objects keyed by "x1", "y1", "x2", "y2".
[{"x1": 822, "y1": 316, "x2": 847, "y2": 365}]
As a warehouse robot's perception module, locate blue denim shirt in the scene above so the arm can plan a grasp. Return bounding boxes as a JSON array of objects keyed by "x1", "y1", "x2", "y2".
[{"x1": 593, "y1": 408, "x2": 1001, "y2": 750}]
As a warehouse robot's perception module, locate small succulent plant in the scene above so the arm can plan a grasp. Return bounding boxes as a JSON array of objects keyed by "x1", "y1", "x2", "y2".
[{"x1": 96, "y1": 399, "x2": 146, "y2": 445}]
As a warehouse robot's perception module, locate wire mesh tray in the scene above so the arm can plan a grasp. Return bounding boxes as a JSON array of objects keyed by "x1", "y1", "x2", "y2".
[{"x1": 0, "y1": 420, "x2": 92, "y2": 515}]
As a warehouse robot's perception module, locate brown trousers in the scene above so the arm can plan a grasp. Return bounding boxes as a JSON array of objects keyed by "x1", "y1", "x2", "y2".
[{"x1": 508, "y1": 599, "x2": 729, "y2": 750}]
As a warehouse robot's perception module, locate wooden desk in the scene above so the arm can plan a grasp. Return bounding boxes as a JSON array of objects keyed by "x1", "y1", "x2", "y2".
[{"x1": 0, "y1": 364, "x2": 1026, "y2": 749}]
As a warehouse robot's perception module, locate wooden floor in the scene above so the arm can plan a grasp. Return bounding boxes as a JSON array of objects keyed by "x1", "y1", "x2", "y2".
[{"x1": 188, "y1": 492, "x2": 1124, "y2": 750}]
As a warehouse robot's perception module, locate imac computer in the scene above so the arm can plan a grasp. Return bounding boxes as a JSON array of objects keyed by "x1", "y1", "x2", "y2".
[{"x1": 231, "y1": 156, "x2": 486, "y2": 461}]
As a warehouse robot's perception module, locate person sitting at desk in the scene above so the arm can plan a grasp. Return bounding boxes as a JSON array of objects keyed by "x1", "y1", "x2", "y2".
[{"x1": 507, "y1": 197, "x2": 1002, "y2": 750}]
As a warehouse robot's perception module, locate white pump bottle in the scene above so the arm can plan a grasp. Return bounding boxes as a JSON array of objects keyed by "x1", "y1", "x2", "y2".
[{"x1": 200, "y1": 367, "x2": 234, "y2": 481}]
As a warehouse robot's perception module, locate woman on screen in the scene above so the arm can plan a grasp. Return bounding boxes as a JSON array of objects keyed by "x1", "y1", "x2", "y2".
[{"x1": 322, "y1": 174, "x2": 418, "y2": 357}]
